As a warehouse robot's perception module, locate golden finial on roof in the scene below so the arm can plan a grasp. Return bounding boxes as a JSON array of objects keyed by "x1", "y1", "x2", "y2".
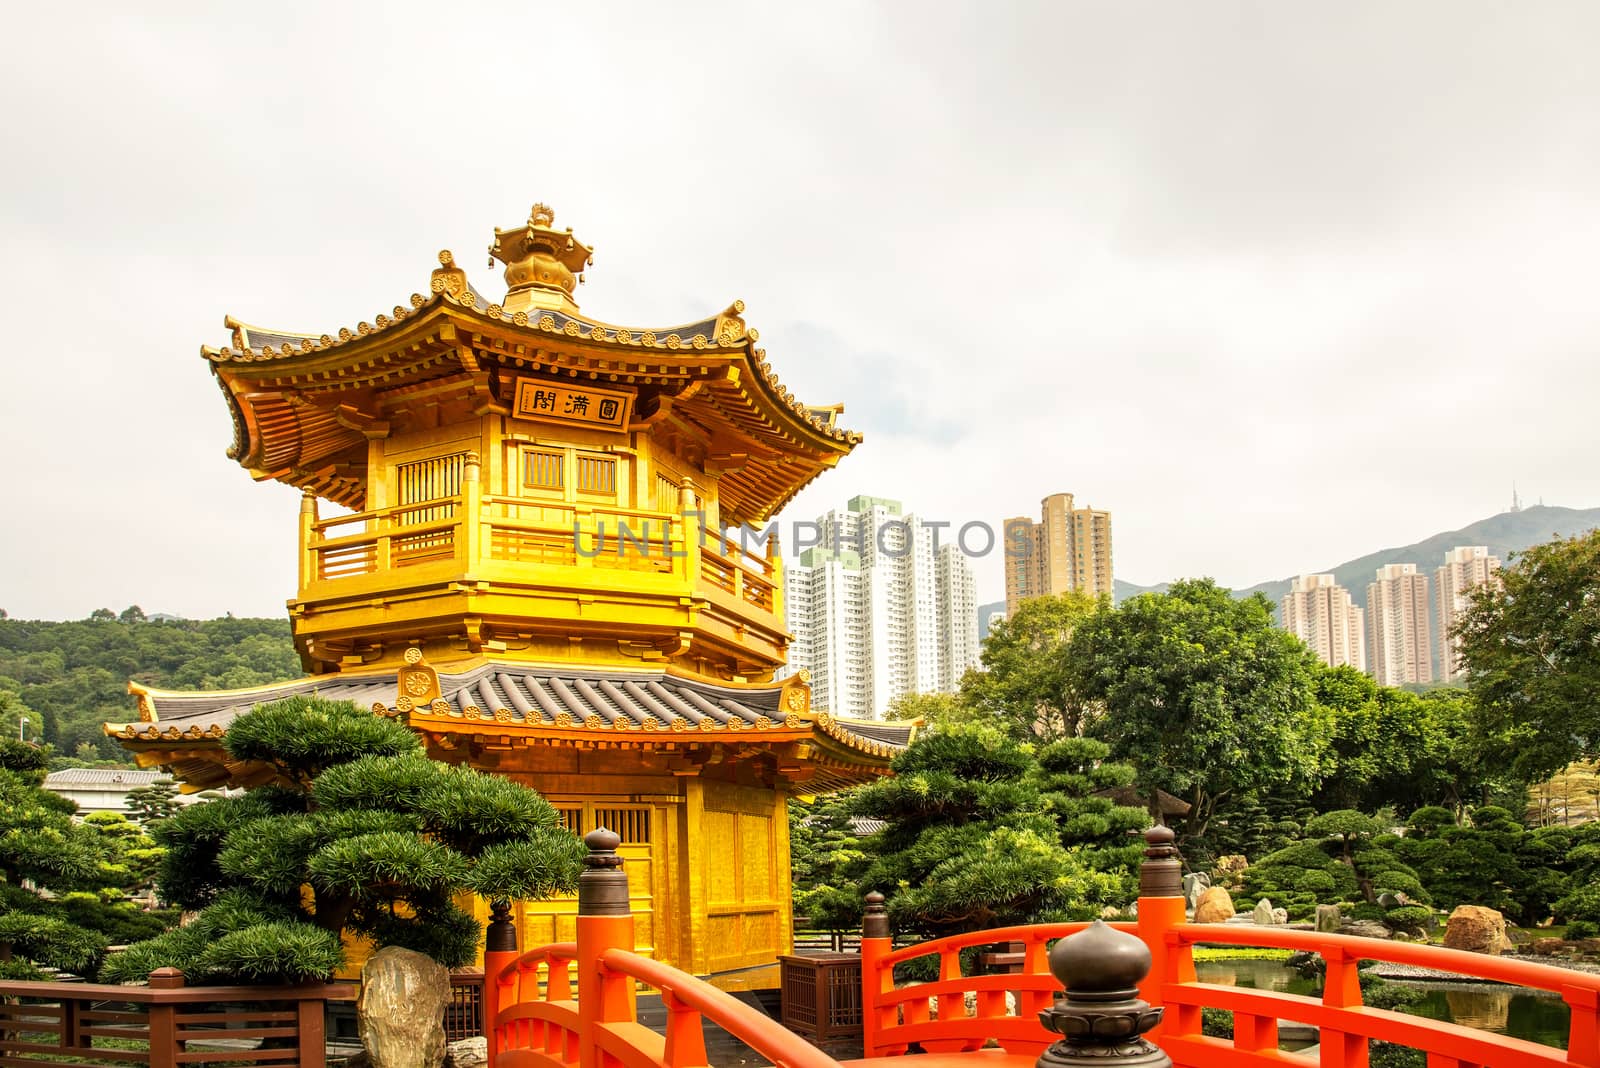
[{"x1": 487, "y1": 201, "x2": 593, "y2": 316}]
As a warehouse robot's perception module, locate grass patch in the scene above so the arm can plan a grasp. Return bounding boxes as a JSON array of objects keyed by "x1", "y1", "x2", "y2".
[{"x1": 1191, "y1": 947, "x2": 1295, "y2": 961}]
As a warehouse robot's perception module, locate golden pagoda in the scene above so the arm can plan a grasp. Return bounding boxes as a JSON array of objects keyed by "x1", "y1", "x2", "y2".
[{"x1": 107, "y1": 204, "x2": 916, "y2": 982}]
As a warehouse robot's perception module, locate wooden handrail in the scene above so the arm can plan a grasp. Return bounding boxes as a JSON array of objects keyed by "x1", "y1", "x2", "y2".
[
  {"x1": 598, "y1": 948, "x2": 840, "y2": 1068},
  {"x1": 1168, "y1": 923, "x2": 1600, "y2": 999},
  {"x1": 0, "y1": 979, "x2": 354, "y2": 1003}
]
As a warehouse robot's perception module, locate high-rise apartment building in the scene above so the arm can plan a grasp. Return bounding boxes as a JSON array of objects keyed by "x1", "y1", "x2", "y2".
[
  {"x1": 782, "y1": 496, "x2": 980, "y2": 718},
  {"x1": 1367, "y1": 563, "x2": 1433, "y2": 687},
  {"x1": 1002, "y1": 492, "x2": 1114, "y2": 614},
  {"x1": 1435, "y1": 546, "x2": 1502, "y2": 684},
  {"x1": 1280, "y1": 574, "x2": 1365, "y2": 671}
]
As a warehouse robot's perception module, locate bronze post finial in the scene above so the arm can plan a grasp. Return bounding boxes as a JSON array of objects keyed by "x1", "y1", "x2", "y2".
[
  {"x1": 578, "y1": 827, "x2": 629, "y2": 916},
  {"x1": 485, "y1": 897, "x2": 518, "y2": 953},
  {"x1": 1036, "y1": 921, "x2": 1170, "y2": 1068},
  {"x1": 1139, "y1": 825, "x2": 1183, "y2": 898},
  {"x1": 862, "y1": 890, "x2": 890, "y2": 939}
]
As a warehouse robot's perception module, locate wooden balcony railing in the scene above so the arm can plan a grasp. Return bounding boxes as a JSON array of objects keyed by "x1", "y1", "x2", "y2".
[
  {"x1": 0, "y1": 967, "x2": 351, "y2": 1068},
  {"x1": 296, "y1": 475, "x2": 780, "y2": 623}
]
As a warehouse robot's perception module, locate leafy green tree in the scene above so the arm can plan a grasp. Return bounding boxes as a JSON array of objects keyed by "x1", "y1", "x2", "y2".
[
  {"x1": 1309, "y1": 668, "x2": 1494, "y2": 813},
  {"x1": 105, "y1": 697, "x2": 585, "y2": 985},
  {"x1": 1456, "y1": 531, "x2": 1600, "y2": 781},
  {"x1": 0, "y1": 739, "x2": 154, "y2": 979},
  {"x1": 883, "y1": 691, "x2": 966, "y2": 730},
  {"x1": 1069, "y1": 580, "x2": 1328, "y2": 840},
  {"x1": 850, "y1": 724, "x2": 1142, "y2": 938},
  {"x1": 962, "y1": 592, "x2": 1105, "y2": 742},
  {"x1": 118, "y1": 606, "x2": 147, "y2": 624}
]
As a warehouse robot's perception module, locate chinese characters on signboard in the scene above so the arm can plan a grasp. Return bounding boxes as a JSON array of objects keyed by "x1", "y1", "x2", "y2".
[{"x1": 513, "y1": 379, "x2": 632, "y2": 431}]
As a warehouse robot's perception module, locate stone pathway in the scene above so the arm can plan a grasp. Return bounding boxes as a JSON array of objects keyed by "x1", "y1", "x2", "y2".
[{"x1": 1365, "y1": 957, "x2": 1600, "y2": 982}]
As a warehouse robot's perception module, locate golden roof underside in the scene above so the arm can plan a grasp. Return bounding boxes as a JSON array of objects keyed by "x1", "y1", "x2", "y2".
[{"x1": 207, "y1": 284, "x2": 860, "y2": 524}]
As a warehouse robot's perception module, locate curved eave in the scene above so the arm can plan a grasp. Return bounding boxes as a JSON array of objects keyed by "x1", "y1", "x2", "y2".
[
  {"x1": 203, "y1": 289, "x2": 860, "y2": 446},
  {"x1": 204, "y1": 287, "x2": 861, "y2": 515}
]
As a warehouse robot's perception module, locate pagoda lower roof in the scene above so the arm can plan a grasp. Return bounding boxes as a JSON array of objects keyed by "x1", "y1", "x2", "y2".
[{"x1": 108, "y1": 662, "x2": 914, "y2": 783}]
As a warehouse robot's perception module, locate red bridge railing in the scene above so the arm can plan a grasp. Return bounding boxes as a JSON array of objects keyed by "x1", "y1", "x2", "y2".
[{"x1": 489, "y1": 826, "x2": 1600, "y2": 1068}]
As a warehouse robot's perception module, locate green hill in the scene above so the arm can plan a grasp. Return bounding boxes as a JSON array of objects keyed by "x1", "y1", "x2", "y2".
[
  {"x1": 1116, "y1": 505, "x2": 1600, "y2": 611},
  {"x1": 1239, "y1": 505, "x2": 1600, "y2": 611},
  {"x1": 0, "y1": 615, "x2": 300, "y2": 761}
]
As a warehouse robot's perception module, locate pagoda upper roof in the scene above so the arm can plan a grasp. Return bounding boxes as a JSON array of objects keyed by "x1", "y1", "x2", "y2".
[
  {"x1": 108, "y1": 660, "x2": 914, "y2": 794},
  {"x1": 204, "y1": 241, "x2": 860, "y2": 524}
]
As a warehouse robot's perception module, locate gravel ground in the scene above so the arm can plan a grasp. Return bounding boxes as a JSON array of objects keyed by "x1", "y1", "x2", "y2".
[{"x1": 1365, "y1": 958, "x2": 1600, "y2": 981}]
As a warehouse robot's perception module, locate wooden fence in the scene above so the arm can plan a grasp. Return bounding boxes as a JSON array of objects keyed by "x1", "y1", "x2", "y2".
[{"x1": 0, "y1": 968, "x2": 353, "y2": 1068}]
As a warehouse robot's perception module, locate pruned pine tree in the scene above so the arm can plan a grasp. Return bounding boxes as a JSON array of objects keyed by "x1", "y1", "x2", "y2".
[
  {"x1": 0, "y1": 739, "x2": 135, "y2": 979},
  {"x1": 105, "y1": 697, "x2": 585, "y2": 985},
  {"x1": 851, "y1": 725, "x2": 1146, "y2": 939}
]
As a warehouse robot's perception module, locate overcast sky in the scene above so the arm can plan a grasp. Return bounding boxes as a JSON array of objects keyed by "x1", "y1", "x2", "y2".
[{"x1": 3, "y1": 2, "x2": 1598, "y2": 620}]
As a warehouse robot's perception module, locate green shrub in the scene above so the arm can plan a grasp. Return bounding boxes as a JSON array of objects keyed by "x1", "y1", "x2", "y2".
[
  {"x1": 1566, "y1": 919, "x2": 1599, "y2": 941},
  {"x1": 1296, "y1": 870, "x2": 1336, "y2": 893},
  {"x1": 1556, "y1": 884, "x2": 1600, "y2": 926},
  {"x1": 1201, "y1": 1008, "x2": 1234, "y2": 1039},
  {"x1": 1384, "y1": 905, "x2": 1431, "y2": 931}
]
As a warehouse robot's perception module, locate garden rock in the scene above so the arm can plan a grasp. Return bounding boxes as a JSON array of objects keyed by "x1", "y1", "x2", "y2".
[
  {"x1": 1183, "y1": 872, "x2": 1211, "y2": 908},
  {"x1": 1194, "y1": 887, "x2": 1236, "y2": 923},
  {"x1": 360, "y1": 947, "x2": 451, "y2": 1068},
  {"x1": 1272, "y1": 908, "x2": 1288, "y2": 925},
  {"x1": 1315, "y1": 904, "x2": 1342, "y2": 933},
  {"x1": 445, "y1": 1038, "x2": 486, "y2": 1068},
  {"x1": 1442, "y1": 905, "x2": 1514, "y2": 955},
  {"x1": 1531, "y1": 938, "x2": 1568, "y2": 957},
  {"x1": 1251, "y1": 898, "x2": 1275, "y2": 925}
]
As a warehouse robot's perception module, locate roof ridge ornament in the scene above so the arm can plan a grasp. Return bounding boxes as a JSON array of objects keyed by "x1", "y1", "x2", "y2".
[
  {"x1": 488, "y1": 201, "x2": 594, "y2": 316},
  {"x1": 430, "y1": 250, "x2": 470, "y2": 301}
]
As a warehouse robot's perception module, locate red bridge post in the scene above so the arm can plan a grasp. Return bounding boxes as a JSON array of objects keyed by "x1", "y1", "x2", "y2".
[
  {"x1": 482, "y1": 899, "x2": 518, "y2": 1067},
  {"x1": 577, "y1": 827, "x2": 636, "y2": 1068},
  {"x1": 859, "y1": 891, "x2": 895, "y2": 1057},
  {"x1": 1135, "y1": 825, "x2": 1187, "y2": 1040}
]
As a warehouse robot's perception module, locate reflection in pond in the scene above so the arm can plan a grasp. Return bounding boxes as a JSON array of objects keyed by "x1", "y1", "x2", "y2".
[{"x1": 1194, "y1": 960, "x2": 1571, "y2": 1051}]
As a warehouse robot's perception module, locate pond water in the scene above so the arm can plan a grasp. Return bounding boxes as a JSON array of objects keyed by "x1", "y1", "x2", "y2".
[{"x1": 1195, "y1": 958, "x2": 1571, "y2": 1051}]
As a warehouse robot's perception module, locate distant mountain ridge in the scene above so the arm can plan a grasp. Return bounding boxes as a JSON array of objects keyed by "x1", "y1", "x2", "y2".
[{"x1": 1114, "y1": 505, "x2": 1600, "y2": 611}]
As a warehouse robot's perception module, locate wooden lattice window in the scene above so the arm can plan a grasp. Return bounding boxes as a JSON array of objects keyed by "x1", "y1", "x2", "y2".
[
  {"x1": 593, "y1": 807, "x2": 652, "y2": 845},
  {"x1": 554, "y1": 807, "x2": 583, "y2": 836},
  {"x1": 577, "y1": 454, "x2": 617, "y2": 496},
  {"x1": 654, "y1": 472, "x2": 679, "y2": 511},
  {"x1": 524, "y1": 449, "x2": 565, "y2": 491},
  {"x1": 397, "y1": 453, "x2": 464, "y2": 524}
]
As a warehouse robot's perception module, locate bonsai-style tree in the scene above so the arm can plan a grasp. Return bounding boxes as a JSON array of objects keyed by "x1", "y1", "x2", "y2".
[
  {"x1": 850, "y1": 724, "x2": 1144, "y2": 938},
  {"x1": 125, "y1": 777, "x2": 182, "y2": 826},
  {"x1": 105, "y1": 697, "x2": 585, "y2": 985},
  {"x1": 0, "y1": 739, "x2": 166, "y2": 978}
]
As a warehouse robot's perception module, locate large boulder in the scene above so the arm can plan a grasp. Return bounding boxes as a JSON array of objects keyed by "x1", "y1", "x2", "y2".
[
  {"x1": 1442, "y1": 905, "x2": 1514, "y2": 955},
  {"x1": 1194, "y1": 887, "x2": 1237, "y2": 924},
  {"x1": 1251, "y1": 898, "x2": 1275, "y2": 926},
  {"x1": 1182, "y1": 872, "x2": 1212, "y2": 909},
  {"x1": 359, "y1": 947, "x2": 451, "y2": 1068},
  {"x1": 1315, "y1": 904, "x2": 1342, "y2": 933}
]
